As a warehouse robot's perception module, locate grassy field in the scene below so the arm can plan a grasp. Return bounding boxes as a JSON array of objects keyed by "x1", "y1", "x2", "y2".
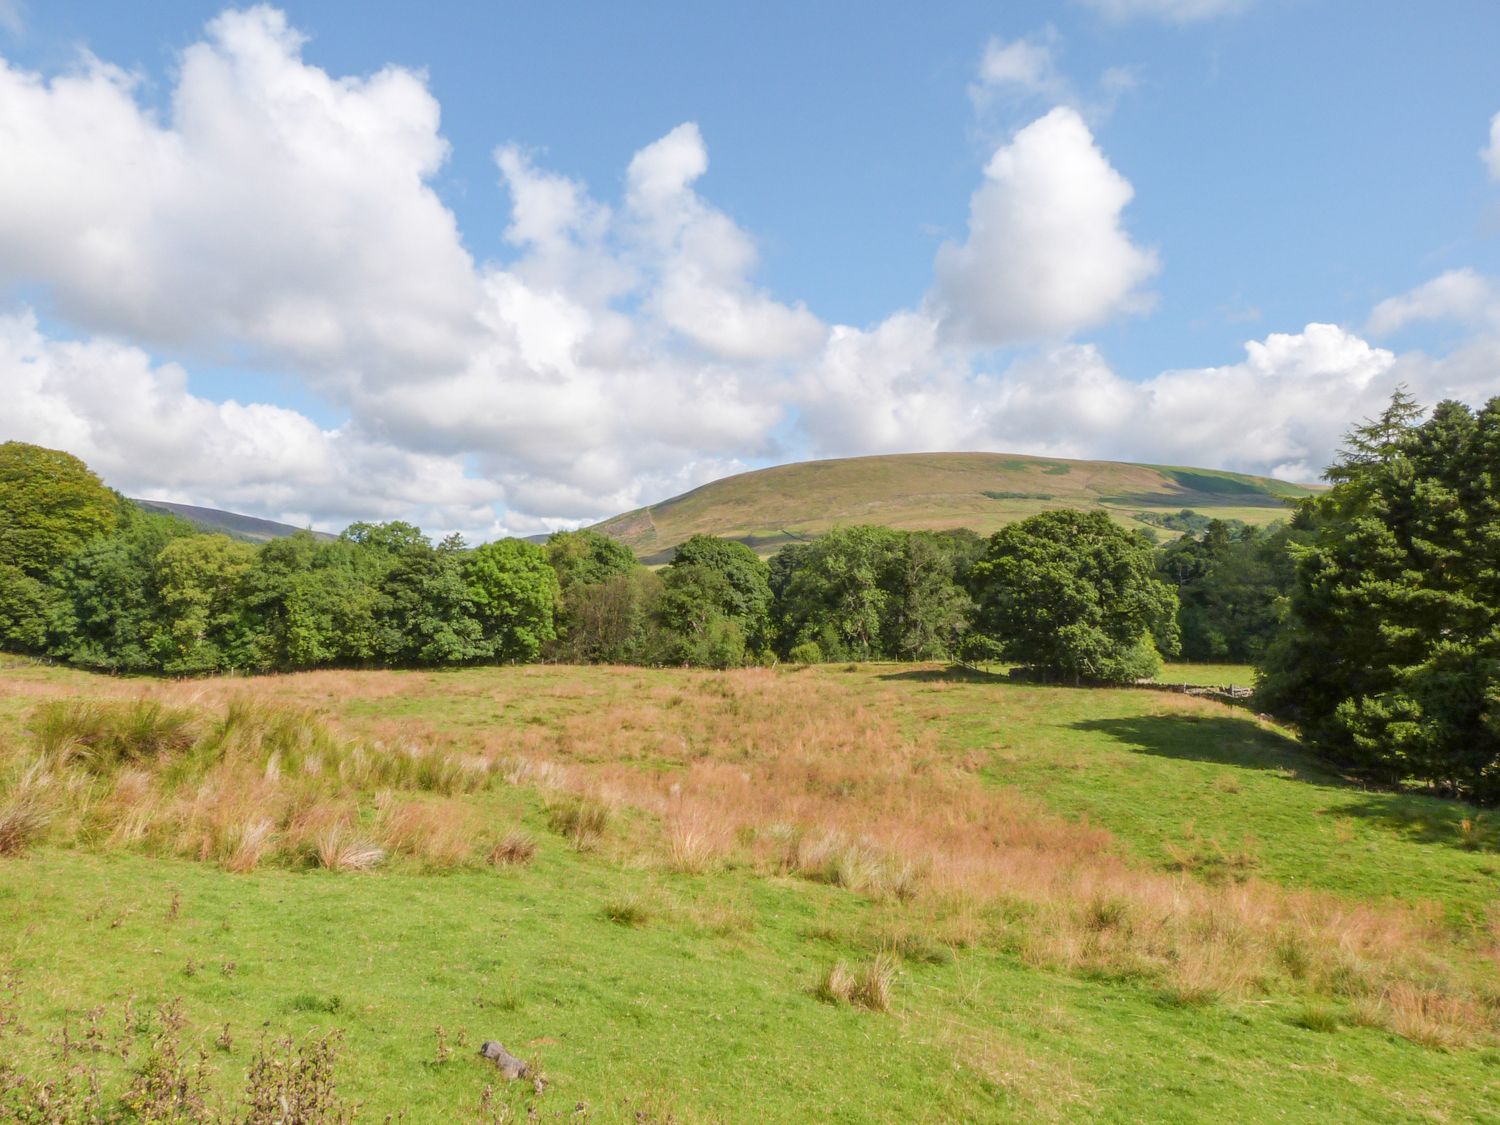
[
  {"x1": 1, "y1": 659, "x2": 1497, "y2": 1122},
  {"x1": 1154, "y1": 663, "x2": 1259, "y2": 689},
  {"x1": 589, "y1": 452, "x2": 1318, "y2": 561}
]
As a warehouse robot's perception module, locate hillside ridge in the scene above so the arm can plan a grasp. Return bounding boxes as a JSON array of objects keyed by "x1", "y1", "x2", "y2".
[
  {"x1": 131, "y1": 499, "x2": 335, "y2": 543},
  {"x1": 590, "y1": 450, "x2": 1316, "y2": 562}
]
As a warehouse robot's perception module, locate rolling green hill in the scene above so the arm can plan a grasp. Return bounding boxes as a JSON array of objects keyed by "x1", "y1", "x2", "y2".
[
  {"x1": 132, "y1": 498, "x2": 335, "y2": 543},
  {"x1": 591, "y1": 452, "x2": 1318, "y2": 562}
]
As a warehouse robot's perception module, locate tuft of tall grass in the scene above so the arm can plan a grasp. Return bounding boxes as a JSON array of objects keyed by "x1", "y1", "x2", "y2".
[
  {"x1": 31, "y1": 700, "x2": 198, "y2": 773},
  {"x1": 602, "y1": 893, "x2": 651, "y2": 927},
  {"x1": 665, "y1": 816, "x2": 726, "y2": 874},
  {"x1": 1352, "y1": 982, "x2": 1486, "y2": 1049},
  {"x1": 224, "y1": 818, "x2": 275, "y2": 874},
  {"x1": 815, "y1": 961, "x2": 856, "y2": 1005},
  {"x1": 0, "y1": 762, "x2": 52, "y2": 856},
  {"x1": 314, "y1": 827, "x2": 385, "y2": 872},
  {"x1": 545, "y1": 794, "x2": 612, "y2": 851},
  {"x1": 379, "y1": 799, "x2": 474, "y2": 868},
  {"x1": 816, "y1": 953, "x2": 896, "y2": 1012},
  {"x1": 488, "y1": 831, "x2": 537, "y2": 867}
]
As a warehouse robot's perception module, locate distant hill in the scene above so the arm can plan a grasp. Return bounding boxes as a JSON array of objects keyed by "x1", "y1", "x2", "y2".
[
  {"x1": 132, "y1": 499, "x2": 335, "y2": 543},
  {"x1": 591, "y1": 452, "x2": 1318, "y2": 562}
]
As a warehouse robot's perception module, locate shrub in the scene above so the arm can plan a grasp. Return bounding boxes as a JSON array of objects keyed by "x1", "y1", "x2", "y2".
[
  {"x1": 242, "y1": 1031, "x2": 355, "y2": 1122},
  {"x1": 788, "y1": 641, "x2": 823, "y2": 666}
]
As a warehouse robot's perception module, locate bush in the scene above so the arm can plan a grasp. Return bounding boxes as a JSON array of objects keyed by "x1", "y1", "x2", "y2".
[{"x1": 787, "y1": 641, "x2": 823, "y2": 665}]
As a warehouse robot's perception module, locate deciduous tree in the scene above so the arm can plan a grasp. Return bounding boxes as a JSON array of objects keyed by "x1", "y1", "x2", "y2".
[{"x1": 970, "y1": 510, "x2": 1179, "y2": 683}]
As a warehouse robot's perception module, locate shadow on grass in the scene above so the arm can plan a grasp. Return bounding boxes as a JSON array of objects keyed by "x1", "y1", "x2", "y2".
[
  {"x1": 1319, "y1": 799, "x2": 1498, "y2": 854},
  {"x1": 1075, "y1": 714, "x2": 1497, "y2": 855},
  {"x1": 1073, "y1": 714, "x2": 1329, "y2": 782},
  {"x1": 877, "y1": 666, "x2": 1013, "y2": 685}
]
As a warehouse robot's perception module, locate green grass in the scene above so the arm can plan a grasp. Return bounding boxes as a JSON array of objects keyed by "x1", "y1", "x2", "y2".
[
  {"x1": 869, "y1": 665, "x2": 1499, "y2": 921},
  {"x1": 2, "y1": 662, "x2": 1498, "y2": 1122},
  {"x1": 589, "y1": 451, "x2": 1317, "y2": 560},
  {"x1": 6, "y1": 839, "x2": 1498, "y2": 1122},
  {"x1": 1153, "y1": 663, "x2": 1257, "y2": 688}
]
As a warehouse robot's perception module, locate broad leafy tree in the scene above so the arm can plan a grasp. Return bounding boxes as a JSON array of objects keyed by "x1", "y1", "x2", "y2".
[
  {"x1": 545, "y1": 530, "x2": 638, "y2": 592},
  {"x1": 238, "y1": 534, "x2": 381, "y2": 670},
  {"x1": 0, "y1": 565, "x2": 56, "y2": 653},
  {"x1": 970, "y1": 510, "x2": 1179, "y2": 683},
  {"x1": 368, "y1": 531, "x2": 484, "y2": 666},
  {"x1": 464, "y1": 539, "x2": 560, "y2": 662},
  {"x1": 773, "y1": 526, "x2": 897, "y2": 660},
  {"x1": 659, "y1": 535, "x2": 772, "y2": 665},
  {"x1": 548, "y1": 569, "x2": 669, "y2": 664},
  {"x1": 771, "y1": 526, "x2": 973, "y2": 661},
  {"x1": 0, "y1": 441, "x2": 120, "y2": 577},
  {"x1": 153, "y1": 534, "x2": 257, "y2": 673},
  {"x1": 881, "y1": 532, "x2": 975, "y2": 660},
  {"x1": 51, "y1": 508, "x2": 194, "y2": 672}
]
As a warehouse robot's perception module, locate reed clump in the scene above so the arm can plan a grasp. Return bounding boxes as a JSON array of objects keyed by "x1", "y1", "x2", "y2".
[{"x1": 2, "y1": 697, "x2": 507, "y2": 873}]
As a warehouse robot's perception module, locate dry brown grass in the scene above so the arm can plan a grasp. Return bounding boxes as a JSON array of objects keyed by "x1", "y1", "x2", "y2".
[
  {"x1": 0, "y1": 697, "x2": 504, "y2": 873},
  {"x1": 439, "y1": 668, "x2": 1497, "y2": 1046},
  {"x1": 816, "y1": 953, "x2": 896, "y2": 1012},
  {"x1": 377, "y1": 797, "x2": 475, "y2": 868},
  {"x1": 314, "y1": 827, "x2": 385, "y2": 873},
  {"x1": 488, "y1": 830, "x2": 537, "y2": 867},
  {"x1": 0, "y1": 762, "x2": 52, "y2": 856},
  {"x1": 2, "y1": 664, "x2": 1496, "y2": 1048},
  {"x1": 1352, "y1": 982, "x2": 1490, "y2": 1049}
]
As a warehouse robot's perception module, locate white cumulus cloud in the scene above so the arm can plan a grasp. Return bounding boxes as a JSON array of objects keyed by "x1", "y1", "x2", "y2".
[
  {"x1": 1368, "y1": 269, "x2": 1500, "y2": 335},
  {"x1": 794, "y1": 315, "x2": 1499, "y2": 485},
  {"x1": 0, "y1": 310, "x2": 504, "y2": 536},
  {"x1": 624, "y1": 123, "x2": 827, "y2": 362},
  {"x1": 973, "y1": 36, "x2": 1067, "y2": 103},
  {"x1": 933, "y1": 107, "x2": 1159, "y2": 346},
  {"x1": 0, "y1": 7, "x2": 482, "y2": 385},
  {"x1": 0, "y1": 10, "x2": 809, "y2": 531}
]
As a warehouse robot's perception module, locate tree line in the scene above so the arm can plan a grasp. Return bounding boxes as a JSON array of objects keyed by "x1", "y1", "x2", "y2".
[
  {"x1": 2, "y1": 388, "x2": 1497, "y2": 802},
  {"x1": 0, "y1": 441, "x2": 1172, "y2": 676}
]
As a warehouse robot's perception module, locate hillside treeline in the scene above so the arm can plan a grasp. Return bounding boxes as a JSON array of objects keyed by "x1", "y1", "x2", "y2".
[
  {"x1": 2, "y1": 389, "x2": 1497, "y2": 801},
  {"x1": 0, "y1": 440, "x2": 1173, "y2": 676}
]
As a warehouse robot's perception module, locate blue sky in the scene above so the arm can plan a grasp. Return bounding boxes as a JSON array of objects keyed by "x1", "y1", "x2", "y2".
[{"x1": 1, "y1": 1, "x2": 1498, "y2": 536}]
